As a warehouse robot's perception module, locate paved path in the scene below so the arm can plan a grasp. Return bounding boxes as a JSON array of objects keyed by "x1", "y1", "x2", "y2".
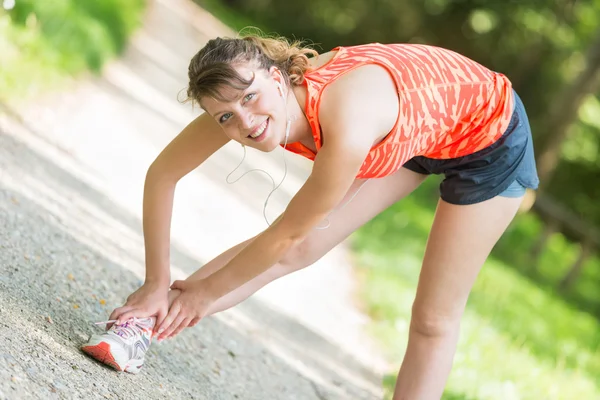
[{"x1": 0, "y1": 0, "x2": 387, "y2": 398}]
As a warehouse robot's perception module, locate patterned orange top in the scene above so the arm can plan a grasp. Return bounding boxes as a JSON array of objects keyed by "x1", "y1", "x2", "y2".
[{"x1": 283, "y1": 43, "x2": 515, "y2": 179}]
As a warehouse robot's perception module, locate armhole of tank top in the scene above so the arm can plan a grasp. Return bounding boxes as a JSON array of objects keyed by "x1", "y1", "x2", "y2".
[{"x1": 318, "y1": 57, "x2": 405, "y2": 153}]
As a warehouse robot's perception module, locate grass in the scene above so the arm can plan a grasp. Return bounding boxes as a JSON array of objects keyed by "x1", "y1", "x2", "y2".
[
  {"x1": 493, "y1": 213, "x2": 600, "y2": 316},
  {"x1": 0, "y1": 0, "x2": 146, "y2": 101},
  {"x1": 350, "y1": 178, "x2": 600, "y2": 399},
  {"x1": 193, "y1": 2, "x2": 600, "y2": 398},
  {"x1": 10, "y1": 0, "x2": 594, "y2": 396}
]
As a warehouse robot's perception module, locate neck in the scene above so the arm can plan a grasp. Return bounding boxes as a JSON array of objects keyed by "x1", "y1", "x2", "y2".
[{"x1": 281, "y1": 84, "x2": 311, "y2": 144}]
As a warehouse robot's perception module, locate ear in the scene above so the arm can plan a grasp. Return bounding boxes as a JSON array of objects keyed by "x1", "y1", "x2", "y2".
[{"x1": 268, "y1": 66, "x2": 286, "y2": 87}]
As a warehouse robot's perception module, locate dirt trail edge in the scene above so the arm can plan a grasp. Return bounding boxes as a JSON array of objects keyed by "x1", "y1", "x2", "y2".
[{"x1": 0, "y1": 0, "x2": 387, "y2": 399}]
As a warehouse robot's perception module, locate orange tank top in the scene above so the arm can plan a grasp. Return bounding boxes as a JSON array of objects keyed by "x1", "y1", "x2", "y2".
[{"x1": 283, "y1": 43, "x2": 515, "y2": 179}]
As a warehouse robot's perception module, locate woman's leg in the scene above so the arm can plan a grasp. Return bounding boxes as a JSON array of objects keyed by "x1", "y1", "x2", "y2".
[
  {"x1": 168, "y1": 167, "x2": 428, "y2": 317},
  {"x1": 392, "y1": 195, "x2": 523, "y2": 400}
]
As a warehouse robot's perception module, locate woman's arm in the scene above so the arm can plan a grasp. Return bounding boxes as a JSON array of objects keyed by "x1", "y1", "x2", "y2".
[
  {"x1": 156, "y1": 64, "x2": 400, "y2": 335},
  {"x1": 203, "y1": 67, "x2": 397, "y2": 298},
  {"x1": 203, "y1": 137, "x2": 371, "y2": 298},
  {"x1": 143, "y1": 113, "x2": 230, "y2": 286}
]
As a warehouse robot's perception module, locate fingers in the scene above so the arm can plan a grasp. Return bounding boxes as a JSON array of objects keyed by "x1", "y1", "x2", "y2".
[
  {"x1": 168, "y1": 317, "x2": 192, "y2": 339},
  {"x1": 167, "y1": 316, "x2": 189, "y2": 339},
  {"x1": 157, "y1": 301, "x2": 181, "y2": 338},
  {"x1": 117, "y1": 309, "x2": 147, "y2": 324},
  {"x1": 109, "y1": 305, "x2": 133, "y2": 322},
  {"x1": 159, "y1": 314, "x2": 186, "y2": 341},
  {"x1": 153, "y1": 308, "x2": 167, "y2": 336},
  {"x1": 107, "y1": 306, "x2": 134, "y2": 330},
  {"x1": 169, "y1": 280, "x2": 187, "y2": 291},
  {"x1": 109, "y1": 306, "x2": 136, "y2": 329}
]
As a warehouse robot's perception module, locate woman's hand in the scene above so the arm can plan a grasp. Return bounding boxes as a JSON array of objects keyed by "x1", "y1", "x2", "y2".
[
  {"x1": 109, "y1": 281, "x2": 170, "y2": 335},
  {"x1": 155, "y1": 279, "x2": 216, "y2": 341}
]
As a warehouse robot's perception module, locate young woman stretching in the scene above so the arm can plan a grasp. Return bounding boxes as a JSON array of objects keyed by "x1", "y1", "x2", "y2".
[{"x1": 82, "y1": 33, "x2": 539, "y2": 399}]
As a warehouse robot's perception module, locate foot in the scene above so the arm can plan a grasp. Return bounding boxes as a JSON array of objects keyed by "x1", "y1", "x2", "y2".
[{"x1": 81, "y1": 317, "x2": 155, "y2": 374}]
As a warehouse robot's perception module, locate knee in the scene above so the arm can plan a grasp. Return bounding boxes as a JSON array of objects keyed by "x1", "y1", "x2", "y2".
[{"x1": 410, "y1": 305, "x2": 462, "y2": 338}]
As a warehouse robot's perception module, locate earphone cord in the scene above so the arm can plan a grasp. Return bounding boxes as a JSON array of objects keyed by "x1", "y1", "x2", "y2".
[
  {"x1": 225, "y1": 119, "x2": 291, "y2": 227},
  {"x1": 225, "y1": 131, "x2": 369, "y2": 230},
  {"x1": 315, "y1": 178, "x2": 369, "y2": 230},
  {"x1": 225, "y1": 83, "x2": 369, "y2": 229}
]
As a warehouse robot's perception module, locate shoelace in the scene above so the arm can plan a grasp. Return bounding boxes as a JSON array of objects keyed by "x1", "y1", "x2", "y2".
[{"x1": 94, "y1": 318, "x2": 144, "y2": 339}]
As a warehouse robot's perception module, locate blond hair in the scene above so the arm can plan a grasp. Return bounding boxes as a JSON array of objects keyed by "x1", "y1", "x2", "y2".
[{"x1": 185, "y1": 30, "x2": 318, "y2": 105}]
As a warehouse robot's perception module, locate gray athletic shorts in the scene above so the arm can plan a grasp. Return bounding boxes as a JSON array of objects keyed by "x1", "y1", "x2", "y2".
[{"x1": 402, "y1": 90, "x2": 540, "y2": 205}]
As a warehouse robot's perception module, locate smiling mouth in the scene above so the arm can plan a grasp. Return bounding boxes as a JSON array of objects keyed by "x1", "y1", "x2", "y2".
[{"x1": 248, "y1": 118, "x2": 268, "y2": 140}]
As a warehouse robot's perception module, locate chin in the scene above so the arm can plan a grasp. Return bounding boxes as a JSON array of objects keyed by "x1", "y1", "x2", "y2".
[
  {"x1": 262, "y1": 133, "x2": 284, "y2": 152},
  {"x1": 263, "y1": 141, "x2": 281, "y2": 153}
]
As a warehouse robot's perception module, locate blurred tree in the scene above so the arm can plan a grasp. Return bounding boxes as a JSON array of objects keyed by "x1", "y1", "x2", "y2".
[
  {"x1": 559, "y1": 239, "x2": 595, "y2": 291},
  {"x1": 199, "y1": 0, "x2": 600, "y2": 292},
  {"x1": 503, "y1": 0, "x2": 577, "y2": 89},
  {"x1": 536, "y1": 29, "x2": 600, "y2": 186}
]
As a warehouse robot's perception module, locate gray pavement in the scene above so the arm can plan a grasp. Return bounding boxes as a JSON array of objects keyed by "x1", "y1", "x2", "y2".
[{"x1": 0, "y1": 0, "x2": 387, "y2": 399}]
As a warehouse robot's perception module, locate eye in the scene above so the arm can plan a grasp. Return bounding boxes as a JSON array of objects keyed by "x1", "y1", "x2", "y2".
[
  {"x1": 219, "y1": 112, "x2": 233, "y2": 123},
  {"x1": 243, "y1": 93, "x2": 256, "y2": 102}
]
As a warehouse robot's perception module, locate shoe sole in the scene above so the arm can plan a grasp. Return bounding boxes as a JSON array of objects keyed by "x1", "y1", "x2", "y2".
[
  {"x1": 81, "y1": 341, "x2": 144, "y2": 374},
  {"x1": 81, "y1": 341, "x2": 123, "y2": 372}
]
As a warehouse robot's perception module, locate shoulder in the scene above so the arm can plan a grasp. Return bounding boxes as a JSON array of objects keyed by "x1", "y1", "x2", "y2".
[
  {"x1": 318, "y1": 63, "x2": 400, "y2": 141},
  {"x1": 308, "y1": 50, "x2": 337, "y2": 70}
]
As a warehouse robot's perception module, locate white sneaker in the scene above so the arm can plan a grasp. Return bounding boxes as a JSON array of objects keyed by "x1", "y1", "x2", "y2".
[{"x1": 81, "y1": 317, "x2": 155, "y2": 374}]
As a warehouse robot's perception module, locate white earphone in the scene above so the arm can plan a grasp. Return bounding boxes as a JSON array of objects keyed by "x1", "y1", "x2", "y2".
[
  {"x1": 226, "y1": 79, "x2": 291, "y2": 226},
  {"x1": 277, "y1": 82, "x2": 291, "y2": 140},
  {"x1": 226, "y1": 77, "x2": 367, "y2": 229}
]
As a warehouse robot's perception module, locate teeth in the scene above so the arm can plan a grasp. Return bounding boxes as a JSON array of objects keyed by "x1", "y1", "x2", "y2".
[{"x1": 250, "y1": 120, "x2": 267, "y2": 138}]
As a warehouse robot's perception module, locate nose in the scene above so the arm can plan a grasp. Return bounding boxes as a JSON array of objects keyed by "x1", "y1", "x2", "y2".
[{"x1": 238, "y1": 110, "x2": 254, "y2": 130}]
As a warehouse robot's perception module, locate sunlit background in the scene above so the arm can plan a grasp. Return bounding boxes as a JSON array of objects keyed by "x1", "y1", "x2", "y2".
[{"x1": 1, "y1": 0, "x2": 599, "y2": 399}]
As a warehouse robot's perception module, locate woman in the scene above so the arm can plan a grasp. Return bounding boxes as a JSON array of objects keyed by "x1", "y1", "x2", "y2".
[{"x1": 81, "y1": 33, "x2": 539, "y2": 398}]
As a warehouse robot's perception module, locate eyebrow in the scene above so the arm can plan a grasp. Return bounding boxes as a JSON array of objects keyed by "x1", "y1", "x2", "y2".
[
  {"x1": 209, "y1": 71, "x2": 258, "y2": 116},
  {"x1": 212, "y1": 89, "x2": 254, "y2": 117},
  {"x1": 213, "y1": 109, "x2": 229, "y2": 118}
]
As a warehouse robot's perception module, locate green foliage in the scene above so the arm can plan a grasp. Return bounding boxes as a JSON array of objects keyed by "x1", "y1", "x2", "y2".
[
  {"x1": 0, "y1": 0, "x2": 146, "y2": 99},
  {"x1": 212, "y1": 0, "x2": 600, "y2": 232},
  {"x1": 494, "y1": 212, "x2": 600, "y2": 316},
  {"x1": 192, "y1": 1, "x2": 600, "y2": 397},
  {"x1": 546, "y1": 94, "x2": 600, "y2": 228},
  {"x1": 351, "y1": 180, "x2": 600, "y2": 399},
  {"x1": 194, "y1": 0, "x2": 262, "y2": 33},
  {"x1": 3, "y1": 0, "x2": 599, "y2": 397}
]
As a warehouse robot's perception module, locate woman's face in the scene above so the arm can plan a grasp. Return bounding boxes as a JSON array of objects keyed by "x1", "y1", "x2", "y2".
[{"x1": 201, "y1": 65, "x2": 289, "y2": 152}]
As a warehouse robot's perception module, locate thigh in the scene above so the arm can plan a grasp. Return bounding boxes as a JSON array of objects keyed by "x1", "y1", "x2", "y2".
[
  {"x1": 280, "y1": 167, "x2": 428, "y2": 269},
  {"x1": 411, "y1": 195, "x2": 523, "y2": 332}
]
